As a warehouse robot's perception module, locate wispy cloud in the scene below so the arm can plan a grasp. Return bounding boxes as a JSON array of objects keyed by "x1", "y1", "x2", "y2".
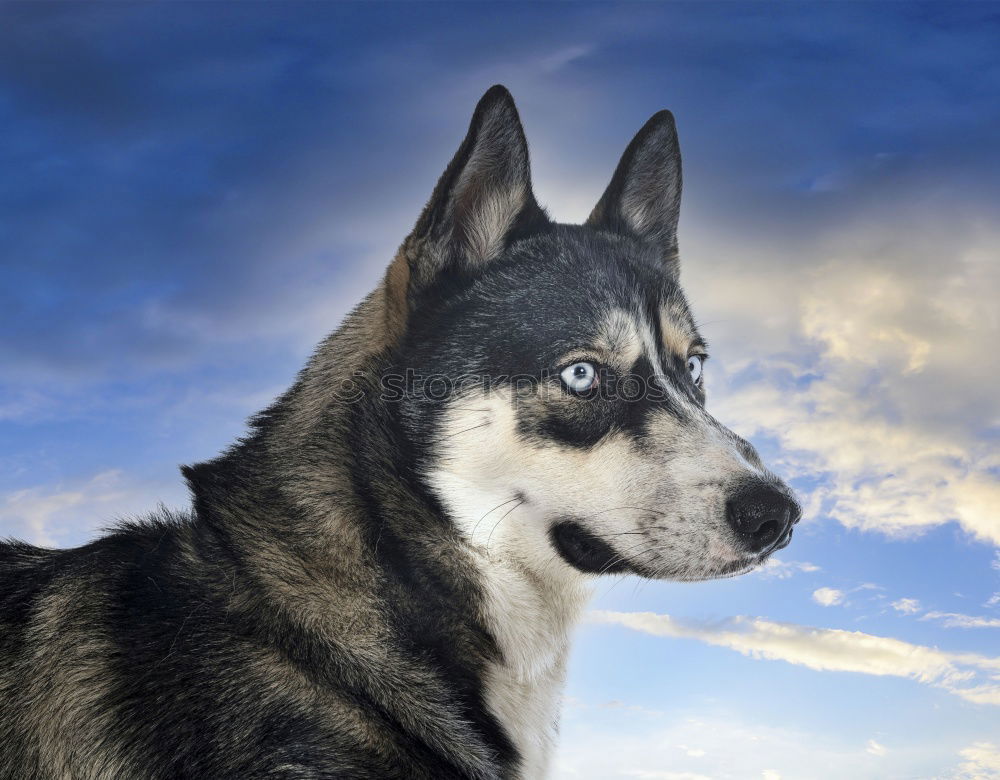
[
  {"x1": 866, "y1": 740, "x2": 887, "y2": 757},
  {"x1": 891, "y1": 598, "x2": 922, "y2": 615},
  {"x1": 953, "y1": 742, "x2": 1000, "y2": 779},
  {"x1": 922, "y1": 612, "x2": 1000, "y2": 629},
  {"x1": 755, "y1": 558, "x2": 821, "y2": 579},
  {"x1": 0, "y1": 470, "x2": 186, "y2": 546},
  {"x1": 589, "y1": 610, "x2": 1000, "y2": 706}
]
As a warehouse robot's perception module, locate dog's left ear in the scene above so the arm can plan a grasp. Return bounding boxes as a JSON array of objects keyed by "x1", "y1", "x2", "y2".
[
  {"x1": 586, "y1": 110, "x2": 682, "y2": 278},
  {"x1": 403, "y1": 85, "x2": 548, "y2": 295}
]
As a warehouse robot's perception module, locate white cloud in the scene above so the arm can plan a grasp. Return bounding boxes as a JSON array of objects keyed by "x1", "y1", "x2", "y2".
[
  {"x1": 892, "y1": 598, "x2": 922, "y2": 615},
  {"x1": 952, "y1": 742, "x2": 1000, "y2": 779},
  {"x1": 813, "y1": 587, "x2": 845, "y2": 607},
  {"x1": 0, "y1": 471, "x2": 187, "y2": 547},
  {"x1": 866, "y1": 740, "x2": 887, "y2": 757},
  {"x1": 686, "y1": 215, "x2": 1000, "y2": 547},
  {"x1": 756, "y1": 558, "x2": 821, "y2": 579},
  {"x1": 922, "y1": 612, "x2": 1000, "y2": 629},
  {"x1": 589, "y1": 610, "x2": 1000, "y2": 706}
]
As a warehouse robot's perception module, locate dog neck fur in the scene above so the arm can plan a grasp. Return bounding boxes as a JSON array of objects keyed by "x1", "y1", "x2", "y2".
[{"x1": 423, "y1": 389, "x2": 593, "y2": 778}]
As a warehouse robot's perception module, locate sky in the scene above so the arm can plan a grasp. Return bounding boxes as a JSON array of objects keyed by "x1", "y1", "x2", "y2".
[{"x1": 2, "y1": 2, "x2": 999, "y2": 777}]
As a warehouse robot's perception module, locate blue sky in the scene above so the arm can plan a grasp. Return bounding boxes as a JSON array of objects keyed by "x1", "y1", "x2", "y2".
[{"x1": 2, "y1": 3, "x2": 999, "y2": 777}]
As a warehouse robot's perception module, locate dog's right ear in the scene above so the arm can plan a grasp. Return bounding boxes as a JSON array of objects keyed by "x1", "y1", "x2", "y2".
[{"x1": 399, "y1": 85, "x2": 548, "y2": 297}]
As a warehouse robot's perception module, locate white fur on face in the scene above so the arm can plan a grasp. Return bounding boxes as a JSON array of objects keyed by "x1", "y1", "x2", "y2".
[
  {"x1": 427, "y1": 387, "x2": 767, "y2": 586},
  {"x1": 425, "y1": 391, "x2": 587, "y2": 779},
  {"x1": 422, "y1": 308, "x2": 778, "y2": 777}
]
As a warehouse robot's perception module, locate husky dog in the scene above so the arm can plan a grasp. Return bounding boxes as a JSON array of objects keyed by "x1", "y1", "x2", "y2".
[{"x1": 0, "y1": 86, "x2": 799, "y2": 779}]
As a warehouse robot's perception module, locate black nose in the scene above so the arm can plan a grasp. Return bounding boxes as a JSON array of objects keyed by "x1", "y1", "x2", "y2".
[{"x1": 726, "y1": 481, "x2": 799, "y2": 554}]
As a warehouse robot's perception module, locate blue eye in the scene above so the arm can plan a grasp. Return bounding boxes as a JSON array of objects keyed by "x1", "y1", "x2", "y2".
[
  {"x1": 560, "y1": 362, "x2": 598, "y2": 393},
  {"x1": 688, "y1": 355, "x2": 705, "y2": 384}
]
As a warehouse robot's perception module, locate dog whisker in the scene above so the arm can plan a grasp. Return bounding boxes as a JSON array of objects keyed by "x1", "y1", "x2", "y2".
[
  {"x1": 470, "y1": 495, "x2": 522, "y2": 538},
  {"x1": 441, "y1": 421, "x2": 492, "y2": 439},
  {"x1": 486, "y1": 500, "x2": 525, "y2": 551}
]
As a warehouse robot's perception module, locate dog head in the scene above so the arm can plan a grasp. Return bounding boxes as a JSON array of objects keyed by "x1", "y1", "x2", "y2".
[{"x1": 391, "y1": 86, "x2": 799, "y2": 583}]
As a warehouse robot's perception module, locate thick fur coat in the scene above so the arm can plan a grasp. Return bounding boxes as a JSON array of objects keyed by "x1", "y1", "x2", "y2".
[{"x1": 0, "y1": 86, "x2": 798, "y2": 779}]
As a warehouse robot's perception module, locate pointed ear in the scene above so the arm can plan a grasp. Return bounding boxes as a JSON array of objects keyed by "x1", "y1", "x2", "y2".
[
  {"x1": 404, "y1": 85, "x2": 547, "y2": 294},
  {"x1": 586, "y1": 110, "x2": 682, "y2": 276}
]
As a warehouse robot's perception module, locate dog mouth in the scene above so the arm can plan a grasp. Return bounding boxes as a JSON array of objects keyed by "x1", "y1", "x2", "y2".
[
  {"x1": 772, "y1": 524, "x2": 794, "y2": 552},
  {"x1": 549, "y1": 519, "x2": 794, "y2": 579},
  {"x1": 711, "y1": 525, "x2": 794, "y2": 577},
  {"x1": 550, "y1": 520, "x2": 635, "y2": 575}
]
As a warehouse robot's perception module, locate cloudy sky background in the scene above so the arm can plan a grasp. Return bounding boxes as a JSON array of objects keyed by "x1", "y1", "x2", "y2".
[{"x1": 2, "y1": 3, "x2": 998, "y2": 778}]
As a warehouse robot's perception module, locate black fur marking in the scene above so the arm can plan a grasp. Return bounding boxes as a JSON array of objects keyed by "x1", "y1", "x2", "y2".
[
  {"x1": 399, "y1": 226, "x2": 700, "y2": 462},
  {"x1": 549, "y1": 520, "x2": 632, "y2": 575}
]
